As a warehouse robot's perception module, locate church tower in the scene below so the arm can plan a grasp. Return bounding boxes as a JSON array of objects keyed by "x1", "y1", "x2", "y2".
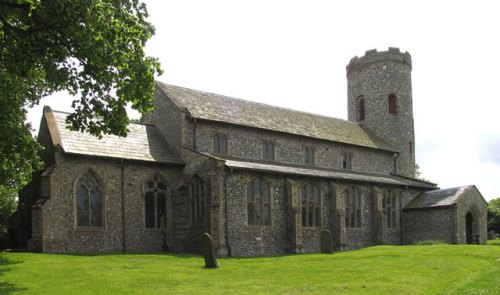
[{"x1": 346, "y1": 48, "x2": 415, "y2": 178}]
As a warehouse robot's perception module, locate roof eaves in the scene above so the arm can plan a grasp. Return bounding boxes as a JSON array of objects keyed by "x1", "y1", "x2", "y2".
[
  {"x1": 223, "y1": 158, "x2": 434, "y2": 189},
  {"x1": 61, "y1": 151, "x2": 185, "y2": 166},
  {"x1": 192, "y1": 116, "x2": 398, "y2": 153}
]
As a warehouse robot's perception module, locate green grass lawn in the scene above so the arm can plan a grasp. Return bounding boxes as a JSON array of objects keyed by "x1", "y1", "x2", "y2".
[{"x1": 1, "y1": 244, "x2": 499, "y2": 294}]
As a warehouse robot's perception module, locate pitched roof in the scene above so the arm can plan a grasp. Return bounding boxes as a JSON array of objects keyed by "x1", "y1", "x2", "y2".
[
  {"x1": 404, "y1": 185, "x2": 473, "y2": 210},
  {"x1": 157, "y1": 82, "x2": 397, "y2": 152},
  {"x1": 222, "y1": 158, "x2": 436, "y2": 189},
  {"x1": 44, "y1": 107, "x2": 183, "y2": 164}
]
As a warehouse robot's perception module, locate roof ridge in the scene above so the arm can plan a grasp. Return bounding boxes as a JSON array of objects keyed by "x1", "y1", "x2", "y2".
[
  {"x1": 156, "y1": 81, "x2": 357, "y2": 125},
  {"x1": 47, "y1": 108, "x2": 149, "y2": 127}
]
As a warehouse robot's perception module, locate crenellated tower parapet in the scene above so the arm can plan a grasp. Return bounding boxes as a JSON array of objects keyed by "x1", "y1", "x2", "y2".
[{"x1": 347, "y1": 48, "x2": 412, "y2": 76}]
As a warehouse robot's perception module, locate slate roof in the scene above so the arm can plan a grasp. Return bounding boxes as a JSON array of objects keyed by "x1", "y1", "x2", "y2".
[
  {"x1": 157, "y1": 82, "x2": 397, "y2": 152},
  {"x1": 44, "y1": 107, "x2": 183, "y2": 164},
  {"x1": 404, "y1": 185, "x2": 473, "y2": 210},
  {"x1": 223, "y1": 158, "x2": 436, "y2": 189}
]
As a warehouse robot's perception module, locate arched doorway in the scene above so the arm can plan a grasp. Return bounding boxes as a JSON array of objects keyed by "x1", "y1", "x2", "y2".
[{"x1": 465, "y1": 211, "x2": 478, "y2": 244}]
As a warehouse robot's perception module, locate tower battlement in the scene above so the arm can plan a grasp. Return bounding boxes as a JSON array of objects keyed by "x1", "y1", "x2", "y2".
[{"x1": 346, "y1": 47, "x2": 412, "y2": 76}]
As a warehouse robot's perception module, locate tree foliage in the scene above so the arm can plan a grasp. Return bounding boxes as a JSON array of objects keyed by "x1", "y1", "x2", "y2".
[
  {"x1": 487, "y1": 197, "x2": 500, "y2": 234},
  {"x1": 0, "y1": 0, "x2": 161, "y2": 228}
]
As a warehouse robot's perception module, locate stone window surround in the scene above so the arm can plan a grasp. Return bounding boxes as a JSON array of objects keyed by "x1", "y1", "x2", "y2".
[
  {"x1": 189, "y1": 175, "x2": 205, "y2": 224},
  {"x1": 262, "y1": 141, "x2": 276, "y2": 161},
  {"x1": 357, "y1": 95, "x2": 365, "y2": 121},
  {"x1": 342, "y1": 152, "x2": 353, "y2": 170},
  {"x1": 300, "y1": 181, "x2": 322, "y2": 228},
  {"x1": 246, "y1": 175, "x2": 272, "y2": 226},
  {"x1": 73, "y1": 169, "x2": 105, "y2": 231},
  {"x1": 388, "y1": 93, "x2": 397, "y2": 115},
  {"x1": 304, "y1": 146, "x2": 315, "y2": 166},
  {"x1": 213, "y1": 133, "x2": 228, "y2": 155},
  {"x1": 143, "y1": 174, "x2": 168, "y2": 229},
  {"x1": 344, "y1": 186, "x2": 362, "y2": 228},
  {"x1": 383, "y1": 190, "x2": 399, "y2": 228}
]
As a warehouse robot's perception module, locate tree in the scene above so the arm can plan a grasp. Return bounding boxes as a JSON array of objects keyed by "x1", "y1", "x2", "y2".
[
  {"x1": 487, "y1": 197, "x2": 500, "y2": 234},
  {"x1": 0, "y1": 0, "x2": 161, "y2": 234}
]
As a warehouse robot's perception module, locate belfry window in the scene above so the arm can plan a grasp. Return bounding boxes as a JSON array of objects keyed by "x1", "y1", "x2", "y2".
[
  {"x1": 357, "y1": 96, "x2": 365, "y2": 121},
  {"x1": 301, "y1": 182, "x2": 321, "y2": 227},
  {"x1": 388, "y1": 94, "x2": 397, "y2": 115},
  {"x1": 190, "y1": 175, "x2": 205, "y2": 224},
  {"x1": 213, "y1": 134, "x2": 228, "y2": 155},
  {"x1": 76, "y1": 171, "x2": 103, "y2": 228},
  {"x1": 145, "y1": 175, "x2": 167, "y2": 229},
  {"x1": 345, "y1": 187, "x2": 361, "y2": 228},
  {"x1": 383, "y1": 191, "x2": 398, "y2": 228},
  {"x1": 247, "y1": 176, "x2": 271, "y2": 225}
]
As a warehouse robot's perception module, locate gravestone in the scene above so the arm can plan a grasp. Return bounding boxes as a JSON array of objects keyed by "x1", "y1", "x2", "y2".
[
  {"x1": 320, "y1": 230, "x2": 333, "y2": 254},
  {"x1": 202, "y1": 232, "x2": 218, "y2": 268}
]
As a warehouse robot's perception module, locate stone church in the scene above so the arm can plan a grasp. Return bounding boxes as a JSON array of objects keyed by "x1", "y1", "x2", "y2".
[{"x1": 27, "y1": 48, "x2": 488, "y2": 255}]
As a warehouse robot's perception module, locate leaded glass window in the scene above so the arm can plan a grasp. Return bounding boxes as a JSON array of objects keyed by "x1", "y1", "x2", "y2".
[
  {"x1": 262, "y1": 142, "x2": 275, "y2": 160},
  {"x1": 383, "y1": 191, "x2": 398, "y2": 228},
  {"x1": 304, "y1": 147, "x2": 315, "y2": 165},
  {"x1": 76, "y1": 171, "x2": 103, "y2": 227},
  {"x1": 247, "y1": 177, "x2": 271, "y2": 225},
  {"x1": 343, "y1": 153, "x2": 352, "y2": 170},
  {"x1": 301, "y1": 182, "x2": 321, "y2": 227},
  {"x1": 190, "y1": 175, "x2": 205, "y2": 224},
  {"x1": 213, "y1": 134, "x2": 228, "y2": 155},
  {"x1": 345, "y1": 187, "x2": 361, "y2": 228},
  {"x1": 145, "y1": 175, "x2": 167, "y2": 229}
]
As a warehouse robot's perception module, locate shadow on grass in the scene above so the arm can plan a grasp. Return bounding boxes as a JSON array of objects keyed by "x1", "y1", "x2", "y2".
[
  {"x1": 0, "y1": 256, "x2": 27, "y2": 293},
  {"x1": 41, "y1": 252, "x2": 203, "y2": 259}
]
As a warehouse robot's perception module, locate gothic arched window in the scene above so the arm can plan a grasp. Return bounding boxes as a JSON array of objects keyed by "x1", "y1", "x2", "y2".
[
  {"x1": 190, "y1": 175, "x2": 205, "y2": 224},
  {"x1": 145, "y1": 175, "x2": 167, "y2": 228},
  {"x1": 388, "y1": 94, "x2": 397, "y2": 115},
  {"x1": 357, "y1": 96, "x2": 365, "y2": 121},
  {"x1": 301, "y1": 182, "x2": 321, "y2": 227},
  {"x1": 247, "y1": 176, "x2": 271, "y2": 225},
  {"x1": 76, "y1": 171, "x2": 103, "y2": 227},
  {"x1": 383, "y1": 190, "x2": 398, "y2": 228},
  {"x1": 345, "y1": 187, "x2": 361, "y2": 228}
]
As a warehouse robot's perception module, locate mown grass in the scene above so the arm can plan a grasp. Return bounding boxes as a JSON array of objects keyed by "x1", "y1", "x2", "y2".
[{"x1": 0, "y1": 244, "x2": 499, "y2": 294}]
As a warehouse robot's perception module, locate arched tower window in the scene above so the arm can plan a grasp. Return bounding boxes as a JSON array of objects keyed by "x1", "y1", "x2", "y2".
[
  {"x1": 247, "y1": 176, "x2": 271, "y2": 225},
  {"x1": 388, "y1": 94, "x2": 397, "y2": 115},
  {"x1": 76, "y1": 170, "x2": 103, "y2": 228},
  {"x1": 357, "y1": 96, "x2": 365, "y2": 121},
  {"x1": 190, "y1": 175, "x2": 205, "y2": 224},
  {"x1": 144, "y1": 175, "x2": 167, "y2": 229},
  {"x1": 301, "y1": 182, "x2": 321, "y2": 227}
]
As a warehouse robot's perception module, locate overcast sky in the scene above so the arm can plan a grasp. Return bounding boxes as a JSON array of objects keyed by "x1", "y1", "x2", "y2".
[{"x1": 28, "y1": 0, "x2": 500, "y2": 201}]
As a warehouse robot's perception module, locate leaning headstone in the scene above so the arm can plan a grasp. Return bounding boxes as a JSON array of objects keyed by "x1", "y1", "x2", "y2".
[
  {"x1": 320, "y1": 230, "x2": 333, "y2": 254},
  {"x1": 202, "y1": 232, "x2": 218, "y2": 268},
  {"x1": 487, "y1": 230, "x2": 496, "y2": 240}
]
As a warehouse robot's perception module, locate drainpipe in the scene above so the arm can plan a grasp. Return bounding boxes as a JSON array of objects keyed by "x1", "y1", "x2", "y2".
[
  {"x1": 224, "y1": 169, "x2": 232, "y2": 256},
  {"x1": 121, "y1": 159, "x2": 126, "y2": 252},
  {"x1": 393, "y1": 153, "x2": 400, "y2": 174},
  {"x1": 399, "y1": 192, "x2": 404, "y2": 244},
  {"x1": 193, "y1": 118, "x2": 197, "y2": 150}
]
